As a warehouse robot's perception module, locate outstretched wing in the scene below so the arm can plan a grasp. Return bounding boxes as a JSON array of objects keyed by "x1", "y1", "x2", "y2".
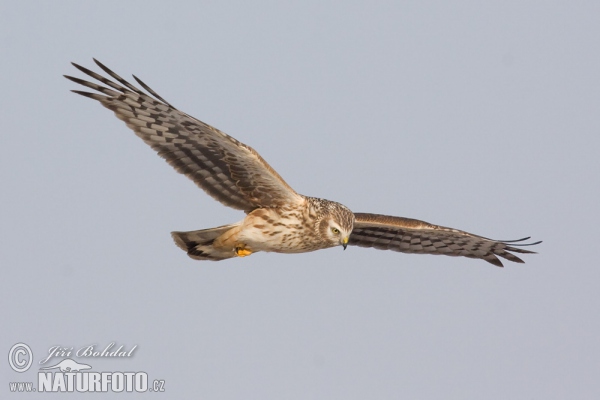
[
  {"x1": 349, "y1": 213, "x2": 541, "y2": 267},
  {"x1": 65, "y1": 59, "x2": 303, "y2": 212}
]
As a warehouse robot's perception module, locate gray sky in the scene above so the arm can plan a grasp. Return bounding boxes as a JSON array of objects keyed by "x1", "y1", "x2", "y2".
[{"x1": 2, "y1": 1, "x2": 599, "y2": 398}]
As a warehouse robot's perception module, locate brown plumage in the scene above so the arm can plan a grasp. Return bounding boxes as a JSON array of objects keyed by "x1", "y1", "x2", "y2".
[{"x1": 65, "y1": 60, "x2": 541, "y2": 266}]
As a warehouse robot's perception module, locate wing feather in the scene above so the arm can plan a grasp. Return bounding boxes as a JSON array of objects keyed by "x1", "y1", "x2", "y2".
[
  {"x1": 65, "y1": 60, "x2": 304, "y2": 212},
  {"x1": 350, "y1": 213, "x2": 541, "y2": 267}
]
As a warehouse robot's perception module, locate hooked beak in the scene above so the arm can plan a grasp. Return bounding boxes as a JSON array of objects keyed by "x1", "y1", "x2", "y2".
[{"x1": 342, "y1": 236, "x2": 349, "y2": 250}]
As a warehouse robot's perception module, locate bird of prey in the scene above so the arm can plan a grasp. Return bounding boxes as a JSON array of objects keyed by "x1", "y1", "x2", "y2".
[{"x1": 65, "y1": 60, "x2": 540, "y2": 267}]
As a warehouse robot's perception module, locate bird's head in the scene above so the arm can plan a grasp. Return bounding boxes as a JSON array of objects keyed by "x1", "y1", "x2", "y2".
[{"x1": 317, "y1": 201, "x2": 355, "y2": 250}]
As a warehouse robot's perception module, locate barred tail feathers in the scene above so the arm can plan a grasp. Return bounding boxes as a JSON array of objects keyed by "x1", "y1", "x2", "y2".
[{"x1": 171, "y1": 224, "x2": 240, "y2": 261}]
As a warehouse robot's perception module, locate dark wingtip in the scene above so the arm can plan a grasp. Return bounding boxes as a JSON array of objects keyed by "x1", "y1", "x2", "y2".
[
  {"x1": 71, "y1": 61, "x2": 97, "y2": 77},
  {"x1": 70, "y1": 89, "x2": 90, "y2": 95},
  {"x1": 70, "y1": 90, "x2": 103, "y2": 100},
  {"x1": 497, "y1": 237, "x2": 542, "y2": 246},
  {"x1": 93, "y1": 58, "x2": 111, "y2": 74},
  {"x1": 486, "y1": 255, "x2": 505, "y2": 267},
  {"x1": 499, "y1": 236, "x2": 531, "y2": 243},
  {"x1": 132, "y1": 74, "x2": 174, "y2": 107},
  {"x1": 93, "y1": 58, "x2": 115, "y2": 77},
  {"x1": 64, "y1": 75, "x2": 87, "y2": 85},
  {"x1": 507, "y1": 240, "x2": 543, "y2": 247},
  {"x1": 510, "y1": 254, "x2": 526, "y2": 264}
]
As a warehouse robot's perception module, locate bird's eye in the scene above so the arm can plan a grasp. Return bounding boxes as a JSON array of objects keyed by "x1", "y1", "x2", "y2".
[{"x1": 331, "y1": 227, "x2": 340, "y2": 234}]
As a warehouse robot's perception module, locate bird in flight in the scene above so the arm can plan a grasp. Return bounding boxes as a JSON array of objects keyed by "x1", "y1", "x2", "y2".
[{"x1": 65, "y1": 60, "x2": 540, "y2": 267}]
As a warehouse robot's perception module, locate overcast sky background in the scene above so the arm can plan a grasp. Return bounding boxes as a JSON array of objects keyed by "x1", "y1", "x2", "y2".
[{"x1": 2, "y1": 1, "x2": 599, "y2": 399}]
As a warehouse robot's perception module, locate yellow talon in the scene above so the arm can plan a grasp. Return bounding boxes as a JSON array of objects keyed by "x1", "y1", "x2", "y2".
[{"x1": 235, "y1": 246, "x2": 253, "y2": 257}]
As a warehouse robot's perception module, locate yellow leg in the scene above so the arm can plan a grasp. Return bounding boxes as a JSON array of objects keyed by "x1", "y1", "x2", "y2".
[{"x1": 235, "y1": 245, "x2": 253, "y2": 257}]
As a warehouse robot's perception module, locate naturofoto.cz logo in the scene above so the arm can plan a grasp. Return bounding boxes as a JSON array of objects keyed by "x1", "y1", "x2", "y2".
[{"x1": 8, "y1": 342, "x2": 165, "y2": 393}]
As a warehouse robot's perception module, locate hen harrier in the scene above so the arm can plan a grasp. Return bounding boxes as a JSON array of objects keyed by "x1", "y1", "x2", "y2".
[{"x1": 65, "y1": 60, "x2": 540, "y2": 267}]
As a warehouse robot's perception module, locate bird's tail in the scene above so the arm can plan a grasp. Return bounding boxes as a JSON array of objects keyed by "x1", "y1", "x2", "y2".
[{"x1": 171, "y1": 223, "x2": 240, "y2": 261}]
